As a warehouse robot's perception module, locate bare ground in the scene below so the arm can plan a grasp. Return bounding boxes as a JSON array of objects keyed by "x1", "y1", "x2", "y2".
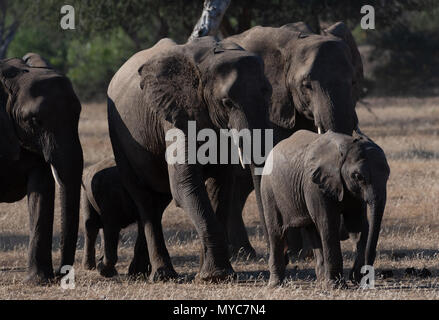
[{"x1": 0, "y1": 96, "x2": 439, "y2": 299}]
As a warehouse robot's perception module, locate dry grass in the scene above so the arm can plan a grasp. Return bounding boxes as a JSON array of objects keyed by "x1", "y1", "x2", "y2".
[{"x1": 1, "y1": 97, "x2": 439, "y2": 300}]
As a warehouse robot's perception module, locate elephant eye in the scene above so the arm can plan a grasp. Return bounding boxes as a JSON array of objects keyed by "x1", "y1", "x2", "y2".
[
  {"x1": 222, "y1": 98, "x2": 235, "y2": 109},
  {"x1": 302, "y1": 80, "x2": 312, "y2": 90},
  {"x1": 31, "y1": 116, "x2": 42, "y2": 128},
  {"x1": 353, "y1": 172, "x2": 365, "y2": 182}
]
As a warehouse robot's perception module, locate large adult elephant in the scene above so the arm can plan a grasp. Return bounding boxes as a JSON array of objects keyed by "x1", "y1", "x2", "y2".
[
  {"x1": 0, "y1": 54, "x2": 83, "y2": 284},
  {"x1": 221, "y1": 22, "x2": 364, "y2": 258},
  {"x1": 107, "y1": 36, "x2": 271, "y2": 281}
]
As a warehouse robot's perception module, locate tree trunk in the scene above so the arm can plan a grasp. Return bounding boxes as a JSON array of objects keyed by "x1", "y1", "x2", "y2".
[
  {"x1": 0, "y1": 21, "x2": 19, "y2": 59},
  {"x1": 188, "y1": 0, "x2": 231, "y2": 41}
]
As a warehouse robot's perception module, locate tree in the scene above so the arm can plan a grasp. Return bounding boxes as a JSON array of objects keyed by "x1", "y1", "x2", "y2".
[
  {"x1": 0, "y1": 0, "x2": 62, "y2": 59},
  {"x1": 189, "y1": 0, "x2": 231, "y2": 41},
  {"x1": 0, "y1": 0, "x2": 26, "y2": 58}
]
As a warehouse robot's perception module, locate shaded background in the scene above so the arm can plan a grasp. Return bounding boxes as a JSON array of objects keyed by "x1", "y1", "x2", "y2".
[{"x1": 1, "y1": 0, "x2": 438, "y2": 99}]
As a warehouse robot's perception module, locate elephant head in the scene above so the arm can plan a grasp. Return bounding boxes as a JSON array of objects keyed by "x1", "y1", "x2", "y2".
[
  {"x1": 0, "y1": 56, "x2": 83, "y2": 268},
  {"x1": 270, "y1": 22, "x2": 363, "y2": 135},
  {"x1": 307, "y1": 131, "x2": 390, "y2": 266},
  {"x1": 137, "y1": 37, "x2": 271, "y2": 169}
]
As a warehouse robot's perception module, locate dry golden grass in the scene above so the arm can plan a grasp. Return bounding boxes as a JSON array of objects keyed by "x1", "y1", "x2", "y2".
[{"x1": 1, "y1": 97, "x2": 439, "y2": 300}]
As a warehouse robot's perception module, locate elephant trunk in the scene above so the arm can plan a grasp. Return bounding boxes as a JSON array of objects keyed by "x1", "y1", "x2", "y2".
[
  {"x1": 48, "y1": 134, "x2": 83, "y2": 272},
  {"x1": 313, "y1": 83, "x2": 357, "y2": 135},
  {"x1": 365, "y1": 189, "x2": 386, "y2": 266},
  {"x1": 229, "y1": 107, "x2": 271, "y2": 243}
]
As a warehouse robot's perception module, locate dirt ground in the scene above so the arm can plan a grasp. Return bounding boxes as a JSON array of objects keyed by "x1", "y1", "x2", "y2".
[{"x1": 0, "y1": 96, "x2": 438, "y2": 300}]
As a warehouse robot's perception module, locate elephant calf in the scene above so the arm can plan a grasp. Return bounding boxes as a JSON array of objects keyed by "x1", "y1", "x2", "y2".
[
  {"x1": 261, "y1": 130, "x2": 390, "y2": 287},
  {"x1": 82, "y1": 158, "x2": 150, "y2": 278}
]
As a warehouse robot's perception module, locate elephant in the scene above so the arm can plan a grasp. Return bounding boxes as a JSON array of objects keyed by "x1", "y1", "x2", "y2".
[
  {"x1": 107, "y1": 36, "x2": 271, "y2": 282},
  {"x1": 218, "y1": 21, "x2": 364, "y2": 258},
  {"x1": 261, "y1": 130, "x2": 390, "y2": 287},
  {"x1": 81, "y1": 157, "x2": 150, "y2": 278},
  {"x1": 0, "y1": 54, "x2": 83, "y2": 284}
]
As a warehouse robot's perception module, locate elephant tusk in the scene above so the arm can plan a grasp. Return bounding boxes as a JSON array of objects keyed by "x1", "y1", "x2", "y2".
[
  {"x1": 318, "y1": 127, "x2": 322, "y2": 134},
  {"x1": 51, "y1": 164, "x2": 61, "y2": 188},
  {"x1": 238, "y1": 147, "x2": 245, "y2": 169}
]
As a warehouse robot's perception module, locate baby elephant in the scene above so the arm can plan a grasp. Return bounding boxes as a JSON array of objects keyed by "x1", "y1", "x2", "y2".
[
  {"x1": 82, "y1": 158, "x2": 150, "y2": 277},
  {"x1": 261, "y1": 130, "x2": 390, "y2": 287}
]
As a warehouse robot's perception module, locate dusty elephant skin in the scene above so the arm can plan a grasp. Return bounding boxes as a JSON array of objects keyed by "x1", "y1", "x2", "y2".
[
  {"x1": 0, "y1": 54, "x2": 83, "y2": 284},
  {"x1": 82, "y1": 158, "x2": 151, "y2": 278},
  {"x1": 261, "y1": 130, "x2": 390, "y2": 288},
  {"x1": 218, "y1": 21, "x2": 364, "y2": 258},
  {"x1": 107, "y1": 36, "x2": 271, "y2": 282}
]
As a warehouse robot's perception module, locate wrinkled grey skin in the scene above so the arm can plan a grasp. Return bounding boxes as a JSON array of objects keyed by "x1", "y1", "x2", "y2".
[
  {"x1": 261, "y1": 130, "x2": 389, "y2": 287},
  {"x1": 219, "y1": 21, "x2": 364, "y2": 258},
  {"x1": 0, "y1": 54, "x2": 83, "y2": 284},
  {"x1": 107, "y1": 36, "x2": 271, "y2": 282},
  {"x1": 82, "y1": 158, "x2": 150, "y2": 278}
]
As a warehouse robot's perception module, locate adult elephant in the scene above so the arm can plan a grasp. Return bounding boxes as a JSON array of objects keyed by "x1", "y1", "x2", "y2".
[
  {"x1": 107, "y1": 36, "x2": 271, "y2": 281},
  {"x1": 220, "y1": 21, "x2": 364, "y2": 258},
  {"x1": 0, "y1": 54, "x2": 83, "y2": 284}
]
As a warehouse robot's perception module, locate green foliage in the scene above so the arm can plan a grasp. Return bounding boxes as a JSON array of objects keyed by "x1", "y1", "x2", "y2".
[{"x1": 66, "y1": 28, "x2": 136, "y2": 100}]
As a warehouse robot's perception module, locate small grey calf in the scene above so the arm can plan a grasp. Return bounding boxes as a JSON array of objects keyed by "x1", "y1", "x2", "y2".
[
  {"x1": 261, "y1": 130, "x2": 390, "y2": 288},
  {"x1": 81, "y1": 158, "x2": 150, "y2": 278}
]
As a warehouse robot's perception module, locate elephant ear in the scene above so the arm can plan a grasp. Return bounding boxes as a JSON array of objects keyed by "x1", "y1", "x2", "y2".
[
  {"x1": 323, "y1": 22, "x2": 364, "y2": 102},
  {"x1": 138, "y1": 52, "x2": 206, "y2": 130},
  {"x1": 0, "y1": 61, "x2": 22, "y2": 160},
  {"x1": 306, "y1": 131, "x2": 349, "y2": 202}
]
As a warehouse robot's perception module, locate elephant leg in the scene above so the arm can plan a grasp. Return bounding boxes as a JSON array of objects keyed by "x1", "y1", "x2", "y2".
[
  {"x1": 348, "y1": 231, "x2": 367, "y2": 284},
  {"x1": 128, "y1": 220, "x2": 151, "y2": 278},
  {"x1": 82, "y1": 197, "x2": 100, "y2": 270},
  {"x1": 268, "y1": 231, "x2": 286, "y2": 287},
  {"x1": 343, "y1": 201, "x2": 368, "y2": 284},
  {"x1": 169, "y1": 164, "x2": 233, "y2": 282},
  {"x1": 206, "y1": 170, "x2": 255, "y2": 261},
  {"x1": 25, "y1": 163, "x2": 55, "y2": 284},
  {"x1": 261, "y1": 182, "x2": 285, "y2": 287},
  {"x1": 314, "y1": 214, "x2": 345, "y2": 288},
  {"x1": 97, "y1": 225, "x2": 119, "y2": 278},
  {"x1": 303, "y1": 225, "x2": 325, "y2": 281},
  {"x1": 135, "y1": 192, "x2": 176, "y2": 282},
  {"x1": 226, "y1": 173, "x2": 256, "y2": 260}
]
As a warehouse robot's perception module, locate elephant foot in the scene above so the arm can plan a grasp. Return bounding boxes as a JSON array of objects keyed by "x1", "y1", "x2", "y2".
[
  {"x1": 230, "y1": 246, "x2": 257, "y2": 262},
  {"x1": 97, "y1": 261, "x2": 118, "y2": 278},
  {"x1": 128, "y1": 259, "x2": 151, "y2": 278},
  {"x1": 82, "y1": 259, "x2": 96, "y2": 270},
  {"x1": 196, "y1": 266, "x2": 236, "y2": 283},
  {"x1": 268, "y1": 274, "x2": 283, "y2": 288},
  {"x1": 24, "y1": 270, "x2": 54, "y2": 286},
  {"x1": 349, "y1": 268, "x2": 362, "y2": 284},
  {"x1": 149, "y1": 266, "x2": 178, "y2": 282}
]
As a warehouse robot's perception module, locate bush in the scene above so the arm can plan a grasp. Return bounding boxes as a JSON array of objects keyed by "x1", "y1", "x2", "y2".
[{"x1": 66, "y1": 29, "x2": 136, "y2": 101}]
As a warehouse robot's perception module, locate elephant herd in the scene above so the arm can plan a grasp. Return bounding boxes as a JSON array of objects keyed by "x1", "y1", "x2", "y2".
[{"x1": 0, "y1": 21, "x2": 390, "y2": 289}]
